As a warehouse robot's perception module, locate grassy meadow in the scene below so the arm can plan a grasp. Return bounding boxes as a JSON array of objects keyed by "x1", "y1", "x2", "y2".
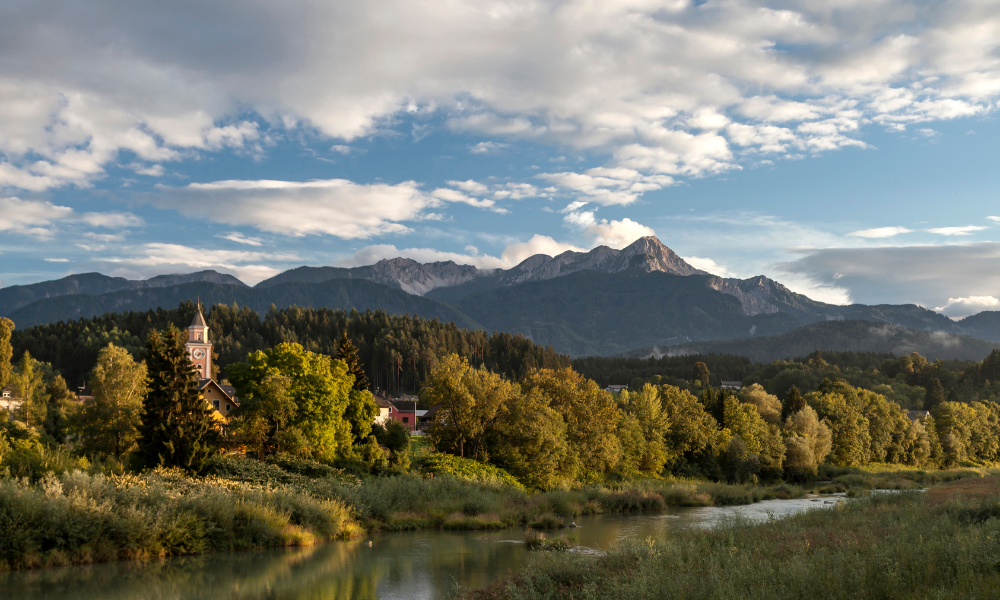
[{"x1": 465, "y1": 475, "x2": 1000, "y2": 600}]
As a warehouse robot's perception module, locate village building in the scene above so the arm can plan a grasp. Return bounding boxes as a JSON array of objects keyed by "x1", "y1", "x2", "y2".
[
  {"x1": 389, "y1": 398, "x2": 417, "y2": 431},
  {"x1": 373, "y1": 392, "x2": 394, "y2": 426},
  {"x1": 186, "y1": 307, "x2": 239, "y2": 417},
  {"x1": 720, "y1": 381, "x2": 743, "y2": 391},
  {"x1": 1, "y1": 384, "x2": 20, "y2": 417},
  {"x1": 605, "y1": 384, "x2": 628, "y2": 393}
]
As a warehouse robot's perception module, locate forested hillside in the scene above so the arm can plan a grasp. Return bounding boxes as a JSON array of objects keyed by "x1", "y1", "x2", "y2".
[
  {"x1": 10, "y1": 302, "x2": 567, "y2": 391},
  {"x1": 453, "y1": 271, "x2": 804, "y2": 356},
  {"x1": 7, "y1": 279, "x2": 479, "y2": 330},
  {"x1": 639, "y1": 320, "x2": 1000, "y2": 363}
]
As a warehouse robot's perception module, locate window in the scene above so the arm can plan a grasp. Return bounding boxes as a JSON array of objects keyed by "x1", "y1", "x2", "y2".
[
  {"x1": 212, "y1": 400, "x2": 220, "y2": 410},
  {"x1": 225, "y1": 404, "x2": 231, "y2": 412},
  {"x1": 402, "y1": 417, "x2": 408, "y2": 424}
]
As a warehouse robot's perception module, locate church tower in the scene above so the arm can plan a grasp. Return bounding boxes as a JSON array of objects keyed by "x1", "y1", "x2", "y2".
[{"x1": 186, "y1": 306, "x2": 212, "y2": 380}]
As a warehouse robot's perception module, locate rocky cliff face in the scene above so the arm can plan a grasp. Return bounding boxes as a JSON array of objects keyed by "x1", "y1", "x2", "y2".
[
  {"x1": 708, "y1": 275, "x2": 783, "y2": 316},
  {"x1": 364, "y1": 258, "x2": 496, "y2": 295},
  {"x1": 497, "y1": 236, "x2": 707, "y2": 286}
]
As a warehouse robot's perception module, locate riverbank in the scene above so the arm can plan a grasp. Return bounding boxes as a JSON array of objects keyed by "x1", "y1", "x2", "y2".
[
  {"x1": 1, "y1": 453, "x2": 994, "y2": 571},
  {"x1": 463, "y1": 475, "x2": 1000, "y2": 599}
]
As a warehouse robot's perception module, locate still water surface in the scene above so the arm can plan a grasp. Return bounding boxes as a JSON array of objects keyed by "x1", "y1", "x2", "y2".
[{"x1": 4, "y1": 495, "x2": 841, "y2": 600}]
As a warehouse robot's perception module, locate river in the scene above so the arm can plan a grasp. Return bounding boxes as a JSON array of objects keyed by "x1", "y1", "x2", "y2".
[{"x1": 3, "y1": 495, "x2": 843, "y2": 600}]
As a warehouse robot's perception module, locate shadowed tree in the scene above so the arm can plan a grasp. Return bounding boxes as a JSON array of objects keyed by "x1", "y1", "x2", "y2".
[
  {"x1": 924, "y1": 378, "x2": 946, "y2": 410},
  {"x1": 139, "y1": 326, "x2": 218, "y2": 472},
  {"x1": 0, "y1": 317, "x2": 12, "y2": 392},
  {"x1": 692, "y1": 362, "x2": 711, "y2": 388},
  {"x1": 336, "y1": 331, "x2": 370, "y2": 391},
  {"x1": 782, "y1": 385, "x2": 806, "y2": 420}
]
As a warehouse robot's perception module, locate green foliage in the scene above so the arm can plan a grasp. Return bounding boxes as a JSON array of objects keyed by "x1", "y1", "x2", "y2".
[
  {"x1": 139, "y1": 326, "x2": 219, "y2": 473},
  {"x1": 0, "y1": 467, "x2": 358, "y2": 570},
  {"x1": 0, "y1": 317, "x2": 12, "y2": 390},
  {"x1": 414, "y1": 452, "x2": 525, "y2": 491},
  {"x1": 76, "y1": 344, "x2": 148, "y2": 457},
  {"x1": 228, "y1": 343, "x2": 355, "y2": 459},
  {"x1": 11, "y1": 302, "x2": 569, "y2": 395},
  {"x1": 463, "y1": 491, "x2": 1000, "y2": 600},
  {"x1": 335, "y1": 331, "x2": 369, "y2": 391}
]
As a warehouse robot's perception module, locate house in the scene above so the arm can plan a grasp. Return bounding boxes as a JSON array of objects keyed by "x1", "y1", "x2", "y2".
[
  {"x1": 0, "y1": 384, "x2": 20, "y2": 417},
  {"x1": 389, "y1": 399, "x2": 417, "y2": 431},
  {"x1": 199, "y1": 379, "x2": 238, "y2": 416},
  {"x1": 373, "y1": 392, "x2": 394, "y2": 425},
  {"x1": 906, "y1": 410, "x2": 931, "y2": 421},
  {"x1": 606, "y1": 384, "x2": 628, "y2": 393},
  {"x1": 416, "y1": 404, "x2": 440, "y2": 431},
  {"x1": 721, "y1": 381, "x2": 743, "y2": 391}
]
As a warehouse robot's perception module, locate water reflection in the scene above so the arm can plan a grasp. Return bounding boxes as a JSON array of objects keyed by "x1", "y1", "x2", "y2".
[{"x1": 3, "y1": 496, "x2": 841, "y2": 600}]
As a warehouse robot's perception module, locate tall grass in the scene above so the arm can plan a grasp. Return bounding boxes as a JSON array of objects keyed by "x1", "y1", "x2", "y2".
[
  {"x1": 465, "y1": 489, "x2": 1000, "y2": 599},
  {"x1": 0, "y1": 468, "x2": 359, "y2": 571}
]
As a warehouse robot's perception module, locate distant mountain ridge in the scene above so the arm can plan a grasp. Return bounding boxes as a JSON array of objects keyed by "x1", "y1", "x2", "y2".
[
  {"x1": 6, "y1": 279, "x2": 479, "y2": 330},
  {"x1": 0, "y1": 270, "x2": 245, "y2": 317},
  {"x1": 5, "y1": 236, "x2": 1000, "y2": 359}
]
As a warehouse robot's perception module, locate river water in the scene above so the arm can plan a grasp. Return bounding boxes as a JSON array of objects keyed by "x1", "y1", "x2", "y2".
[{"x1": 3, "y1": 495, "x2": 843, "y2": 600}]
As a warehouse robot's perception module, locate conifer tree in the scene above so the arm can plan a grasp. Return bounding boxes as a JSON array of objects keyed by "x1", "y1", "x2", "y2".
[
  {"x1": 336, "y1": 331, "x2": 370, "y2": 391},
  {"x1": 0, "y1": 317, "x2": 13, "y2": 391},
  {"x1": 139, "y1": 325, "x2": 218, "y2": 472},
  {"x1": 924, "y1": 378, "x2": 946, "y2": 410},
  {"x1": 782, "y1": 385, "x2": 806, "y2": 420}
]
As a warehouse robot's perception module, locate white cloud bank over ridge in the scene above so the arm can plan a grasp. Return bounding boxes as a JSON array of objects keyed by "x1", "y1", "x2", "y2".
[{"x1": 1, "y1": 0, "x2": 1000, "y2": 197}]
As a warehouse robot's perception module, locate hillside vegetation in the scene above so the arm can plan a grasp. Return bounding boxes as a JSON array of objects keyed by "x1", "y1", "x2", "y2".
[
  {"x1": 7, "y1": 279, "x2": 479, "y2": 331},
  {"x1": 647, "y1": 320, "x2": 1000, "y2": 363}
]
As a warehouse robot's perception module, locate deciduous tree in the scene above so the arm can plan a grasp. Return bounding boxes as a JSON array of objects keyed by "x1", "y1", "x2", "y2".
[{"x1": 79, "y1": 344, "x2": 148, "y2": 457}]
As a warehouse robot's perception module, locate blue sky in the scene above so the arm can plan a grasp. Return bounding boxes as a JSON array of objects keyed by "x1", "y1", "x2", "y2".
[{"x1": 2, "y1": 1, "x2": 1000, "y2": 317}]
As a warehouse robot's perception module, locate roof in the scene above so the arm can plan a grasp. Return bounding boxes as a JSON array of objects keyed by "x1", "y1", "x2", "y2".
[
  {"x1": 373, "y1": 396, "x2": 393, "y2": 409},
  {"x1": 198, "y1": 379, "x2": 239, "y2": 405},
  {"x1": 190, "y1": 309, "x2": 207, "y2": 328},
  {"x1": 390, "y1": 399, "x2": 417, "y2": 412}
]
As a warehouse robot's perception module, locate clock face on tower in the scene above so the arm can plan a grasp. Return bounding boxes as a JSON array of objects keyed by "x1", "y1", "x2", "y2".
[{"x1": 192, "y1": 349, "x2": 206, "y2": 359}]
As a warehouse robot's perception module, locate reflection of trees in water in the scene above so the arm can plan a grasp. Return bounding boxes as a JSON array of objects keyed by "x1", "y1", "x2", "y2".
[{"x1": 1, "y1": 542, "x2": 384, "y2": 600}]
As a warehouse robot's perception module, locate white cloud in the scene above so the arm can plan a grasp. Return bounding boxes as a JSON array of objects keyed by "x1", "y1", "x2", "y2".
[
  {"x1": 125, "y1": 163, "x2": 165, "y2": 177},
  {"x1": 469, "y1": 141, "x2": 509, "y2": 154},
  {"x1": 935, "y1": 296, "x2": 1000, "y2": 319},
  {"x1": 682, "y1": 256, "x2": 733, "y2": 277},
  {"x1": 159, "y1": 178, "x2": 466, "y2": 239},
  {"x1": 4, "y1": 0, "x2": 1000, "y2": 197},
  {"x1": 336, "y1": 234, "x2": 584, "y2": 270},
  {"x1": 925, "y1": 225, "x2": 987, "y2": 236},
  {"x1": 92, "y1": 243, "x2": 299, "y2": 285},
  {"x1": 500, "y1": 235, "x2": 584, "y2": 266},
  {"x1": 846, "y1": 226, "x2": 912, "y2": 238},
  {"x1": 220, "y1": 232, "x2": 264, "y2": 246},
  {"x1": 0, "y1": 196, "x2": 138, "y2": 237},
  {"x1": 564, "y1": 211, "x2": 656, "y2": 249},
  {"x1": 44, "y1": 258, "x2": 70, "y2": 263},
  {"x1": 777, "y1": 242, "x2": 1000, "y2": 310},
  {"x1": 987, "y1": 216, "x2": 1000, "y2": 222},
  {"x1": 330, "y1": 145, "x2": 355, "y2": 154}
]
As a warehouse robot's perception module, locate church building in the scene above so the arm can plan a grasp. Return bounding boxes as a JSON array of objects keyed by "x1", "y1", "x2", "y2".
[{"x1": 186, "y1": 307, "x2": 239, "y2": 417}]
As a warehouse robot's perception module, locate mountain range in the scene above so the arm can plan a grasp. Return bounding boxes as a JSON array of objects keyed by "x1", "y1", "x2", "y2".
[{"x1": 3, "y1": 236, "x2": 999, "y2": 359}]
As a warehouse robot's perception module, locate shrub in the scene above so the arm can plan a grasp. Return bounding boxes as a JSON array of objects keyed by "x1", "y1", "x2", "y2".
[{"x1": 414, "y1": 453, "x2": 525, "y2": 491}]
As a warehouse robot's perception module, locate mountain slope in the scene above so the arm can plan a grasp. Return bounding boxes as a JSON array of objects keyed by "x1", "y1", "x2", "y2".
[
  {"x1": 452, "y1": 270, "x2": 805, "y2": 356},
  {"x1": 7, "y1": 279, "x2": 480, "y2": 330},
  {"x1": 0, "y1": 270, "x2": 245, "y2": 316},
  {"x1": 957, "y1": 311, "x2": 1000, "y2": 343},
  {"x1": 649, "y1": 320, "x2": 999, "y2": 363},
  {"x1": 255, "y1": 258, "x2": 494, "y2": 295}
]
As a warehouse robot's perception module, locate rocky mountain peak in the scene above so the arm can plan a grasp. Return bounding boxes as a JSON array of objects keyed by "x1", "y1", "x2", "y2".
[{"x1": 609, "y1": 236, "x2": 708, "y2": 276}]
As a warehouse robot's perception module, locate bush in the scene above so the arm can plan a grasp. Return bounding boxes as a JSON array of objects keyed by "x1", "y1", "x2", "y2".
[{"x1": 414, "y1": 453, "x2": 525, "y2": 491}]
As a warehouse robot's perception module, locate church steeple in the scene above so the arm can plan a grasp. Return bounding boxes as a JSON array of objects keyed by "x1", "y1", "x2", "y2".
[{"x1": 186, "y1": 305, "x2": 212, "y2": 380}]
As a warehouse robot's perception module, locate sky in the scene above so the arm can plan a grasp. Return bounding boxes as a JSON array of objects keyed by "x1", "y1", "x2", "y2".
[{"x1": 2, "y1": 0, "x2": 1000, "y2": 318}]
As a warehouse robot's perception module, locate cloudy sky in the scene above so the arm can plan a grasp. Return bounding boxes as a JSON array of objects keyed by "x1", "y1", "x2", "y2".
[{"x1": 2, "y1": 0, "x2": 1000, "y2": 317}]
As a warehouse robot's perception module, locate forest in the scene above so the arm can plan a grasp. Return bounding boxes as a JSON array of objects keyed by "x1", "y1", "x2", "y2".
[{"x1": 10, "y1": 301, "x2": 569, "y2": 395}]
